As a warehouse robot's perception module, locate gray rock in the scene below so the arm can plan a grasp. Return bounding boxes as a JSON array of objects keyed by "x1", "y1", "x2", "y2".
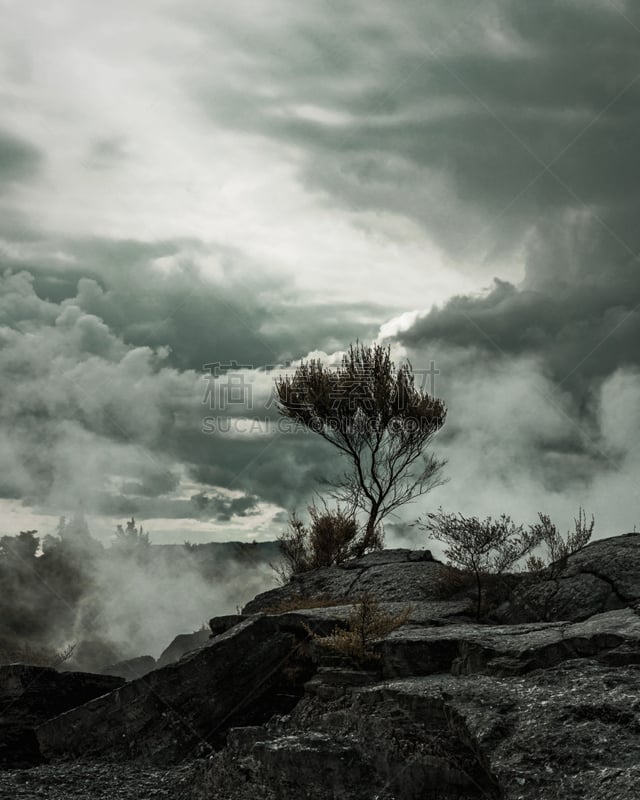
[
  {"x1": 508, "y1": 533, "x2": 640, "y2": 622},
  {"x1": 209, "y1": 614, "x2": 246, "y2": 638},
  {"x1": 0, "y1": 664, "x2": 124, "y2": 768},
  {"x1": 190, "y1": 604, "x2": 640, "y2": 799},
  {"x1": 156, "y1": 627, "x2": 211, "y2": 668},
  {"x1": 36, "y1": 616, "x2": 305, "y2": 763},
  {"x1": 195, "y1": 682, "x2": 501, "y2": 800},
  {"x1": 193, "y1": 649, "x2": 640, "y2": 800},
  {"x1": 243, "y1": 549, "x2": 448, "y2": 614},
  {"x1": 273, "y1": 600, "x2": 473, "y2": 632},
  {"x1": 98, "y1": 655, "x2": 156, "y2": 681},
  {"x1": 379, "y1": 608, "x2": 640, "y2": 677}
]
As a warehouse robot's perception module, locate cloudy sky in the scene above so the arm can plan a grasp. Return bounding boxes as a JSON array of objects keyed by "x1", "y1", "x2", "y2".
[{"x1": 1, "y1": 0, "x2": 639, "y2": 545}]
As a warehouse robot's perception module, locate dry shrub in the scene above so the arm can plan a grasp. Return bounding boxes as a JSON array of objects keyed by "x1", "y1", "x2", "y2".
[
  {"x1": 311, "y1": 592, "x2": 411, "y2": 664},
  {"x1": 308, "y1": 504, "x2": 360, "y2": 567},
  {"x1": 525, "y1": 507, "x2": 595, "y2": 576},
  {"x1": 275, "y1": 502, "x2": 360, "y2": 581}
]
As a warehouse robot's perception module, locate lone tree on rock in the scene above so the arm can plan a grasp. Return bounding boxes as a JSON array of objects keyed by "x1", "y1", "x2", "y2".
[{"x1": 275, "y1": 342, "x2": 447, "y2": 556}]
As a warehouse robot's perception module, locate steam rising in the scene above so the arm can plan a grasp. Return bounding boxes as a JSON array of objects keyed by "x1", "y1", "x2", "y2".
[{"x1": 0, "y1": 517, "x2": 278, "y2": 667}]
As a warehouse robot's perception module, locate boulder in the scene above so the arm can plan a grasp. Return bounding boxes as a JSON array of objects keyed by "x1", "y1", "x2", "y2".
[
  {"x1": 36, "y1": 615, "x2": 311, "y2": 764},
  {"x1": 156, "y1": 628, "x2": 212, "y2": 668},
  {"x1": 508, "y1": 532, "x2": 640, "y2": 622},
  {"x1": 243, "y1": 549, "x2": 445, "y2": 614},
  {"x1": 0, "y1": 664, "x2": 124, "y2": 767},
  {"x1": 209, "y1": 613, "x2": 246, "y2": 638}
]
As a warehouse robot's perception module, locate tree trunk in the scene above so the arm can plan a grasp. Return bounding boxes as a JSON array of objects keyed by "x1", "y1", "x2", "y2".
[
  {"x1": 475, "y1": 570, "x2": 482, "y2": 621},
  {"x1": 354, "y1": 508, "x2": 378, "y2": 558}
]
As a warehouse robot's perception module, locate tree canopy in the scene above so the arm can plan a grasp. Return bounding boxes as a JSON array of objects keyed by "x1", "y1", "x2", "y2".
[{"x1": 276, "y1": 342, "x2": 447, "y2": 554}]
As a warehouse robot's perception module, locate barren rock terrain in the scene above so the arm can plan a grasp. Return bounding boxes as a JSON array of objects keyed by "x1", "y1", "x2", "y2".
[{"x1": 1, "y1": 535, "x2": 640, "y2": 798}]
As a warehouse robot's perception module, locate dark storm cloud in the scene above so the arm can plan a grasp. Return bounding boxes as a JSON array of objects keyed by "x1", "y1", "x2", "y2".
[
  {"x1": 11, "y1": 235, "x2": 383, "y2": 371},
  {"x1": 120, "y1": 469, "x2": 181, "y2": 498},
  {"x1": 186, "y1": 0, "x2": 640, "y2": 528},
  {"x1": 190, "y1": 491, "x2": 260, "y2": 521},
  {"x1": 0, "y1": 129, "x2": 42, "y2": 185},
  {"x1": 0, "y1": 258, "x2": 350, "y2": 524},
  {"x1": 399, "y1": 276, "x2": 640, "y2": 396},
  {"x1": 204, "y1": 0, "x2": 640, "y2": 400},
  {"x1": 90, "y1": 489, "x2": 261, "y2": 522},
  {"x1": 185, "y1": 427, "x2": 337, "y2": 512},
  {"x1": 183, "y1": 0, "x2": 640, "y2": 426},
  {"x1": 194, "y1": 0, "x2": 640, "y2": 272}
]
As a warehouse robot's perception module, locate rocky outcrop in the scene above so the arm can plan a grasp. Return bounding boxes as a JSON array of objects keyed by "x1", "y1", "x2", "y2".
[
  {"x1": 98, "y1": 655, "x2": 156, "y2": 680},
  {"x1": 156, "y1": 628, "x2": 211, "y2": 668},
  {"x1": 22, "y1": 535, "x2": 640, "y2": 799},
  {"x1": 507, "y1": 532, "x2": 640, "y2": 622},
  {"x1": 0, "y1": 665, "x2": 123, "y2": 767},
  {"x1": 193, "y1": 608, "x2": 640, "y2": 800},
  {"x1": 200, "y1": 658, "x2": 640, "y2": 800},
  {"x1": 243, "y1": 549, "x2": 446, "y2": 613},
  {"x1": 36, "y1": 615, "x2": 312, "y2": 764},
  {"x1": 379, "y1": 608, "x2": 640, "y2": 677},
  {"x1": 208, "y1": 614, "x2": 246, "y2": 638}
]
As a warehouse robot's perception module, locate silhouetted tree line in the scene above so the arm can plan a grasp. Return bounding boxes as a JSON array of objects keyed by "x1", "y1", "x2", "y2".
[
  {"x1": 0, "y1": 514, "x2": 250, "y2": 658},
  {"x1": 0, "y1": 516, "x2": 96, "y2": 645}
]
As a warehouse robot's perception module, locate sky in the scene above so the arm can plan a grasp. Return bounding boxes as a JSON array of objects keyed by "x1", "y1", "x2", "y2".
[{"x1": 1, "y1": 0, "x2": 640, "y2": 546}]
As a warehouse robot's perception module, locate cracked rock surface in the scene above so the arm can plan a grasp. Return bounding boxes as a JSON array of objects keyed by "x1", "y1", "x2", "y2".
[
  {"x1": 0, "y1": 761, "x2": 198, "y2": 799},
  {"x1": 508, "y1": 533, "x2": 640, "y2": 622},
  {"x1": 191, "y1": 608, "x2": 640, "y2": 800}
]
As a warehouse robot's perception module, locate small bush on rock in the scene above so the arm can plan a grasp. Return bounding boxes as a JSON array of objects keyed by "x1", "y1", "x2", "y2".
[
  {"x1": 275, "y1": 502, "x2": 364, "y2": 581},
  {"x1": 310, "y1": 592, "x2": 411, "y2": 664},
  {"x1": 525, "y1": 507, "x2": 594, "y2": 576},
  {"x1": 420, "y1": 509, "x2": 544, "y2": 621}
]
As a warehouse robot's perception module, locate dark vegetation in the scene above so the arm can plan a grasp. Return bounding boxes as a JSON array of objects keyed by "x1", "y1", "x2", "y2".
[
  {"x1": 308, "y1": 591, "x2": 411, "y2": 664},
  {"x1": 0, "y1": 515, "x2": 277, "y2": 666},
  {"x1": 421, "y1": 507, "x2": 595, "y2": 621},
  {"x1": 275, "y1": 502, "x2": 362, "y2": 582}
]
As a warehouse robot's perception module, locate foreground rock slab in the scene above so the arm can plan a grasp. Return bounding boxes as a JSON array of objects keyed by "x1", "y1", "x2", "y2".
[
  {"x1": 36, "y1": 616, "x2": 305, "y2": 764},
  {"x1": 194, "y1": 655, "x2": 640, "y2": 800},
  {"x1": 380, "y1": 608, "x2": 640, "y2": 677},
  {"x1": 0, "y1": 665, "x2": 124, "y2": 768}
]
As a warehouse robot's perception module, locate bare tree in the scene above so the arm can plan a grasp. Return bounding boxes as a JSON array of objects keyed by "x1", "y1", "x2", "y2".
[{"x1": 275, "y1": 342, "x2": 447, "y2": 556}]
